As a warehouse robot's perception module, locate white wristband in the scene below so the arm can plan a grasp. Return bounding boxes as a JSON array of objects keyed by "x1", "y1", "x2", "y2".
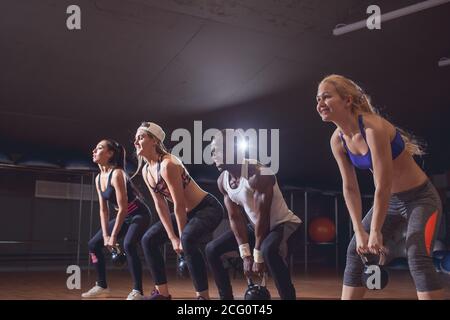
[
  {"x1": 239, "y1": 243, "x2": 251, "y2": 259},
  {"x1": 253, "y1": 249, "x2": 264, "y2": 263}
]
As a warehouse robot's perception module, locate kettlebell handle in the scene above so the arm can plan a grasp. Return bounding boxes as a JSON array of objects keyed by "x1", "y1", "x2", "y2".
[
  {"x1": 246, "y1": 273, "x2": 268, "y2": 287},
  {"x1": 359, "y1": 253, "x2": 385, "y2": 266}
]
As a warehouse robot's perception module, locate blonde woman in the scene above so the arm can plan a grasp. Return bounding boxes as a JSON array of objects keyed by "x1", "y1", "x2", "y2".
[
  {"x1": 316, "y1": 75, "x2": 443, "y2": 300},
  {"x1": 133, "y1": 122, "x2": 224, "y2": 300}
]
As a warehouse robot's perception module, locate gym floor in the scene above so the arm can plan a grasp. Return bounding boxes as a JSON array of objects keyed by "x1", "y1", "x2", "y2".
[{"x1": 1, "y1": 268, "x2": 449, "y2": 300}]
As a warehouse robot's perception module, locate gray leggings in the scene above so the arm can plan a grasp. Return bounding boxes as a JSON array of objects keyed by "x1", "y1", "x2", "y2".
[{"x1": 343, "y1": 180, "x2": 442, "y2": 292}]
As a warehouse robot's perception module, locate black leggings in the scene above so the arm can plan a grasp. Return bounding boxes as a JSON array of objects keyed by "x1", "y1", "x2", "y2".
[
  {"x1": 205, "y1": 222, "x2": 299, "y2": 300},
  {"x1": 88, "y1": 212, "x2": 150, "y2": 293},
  {"x1": 141, "y1": 194, "x2": 223, "y2": 292}
]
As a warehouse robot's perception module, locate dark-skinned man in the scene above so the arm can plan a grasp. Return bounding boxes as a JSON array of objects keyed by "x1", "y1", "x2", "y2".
[{"x1": 205, "y1": 130, "x2": 301, "y2": 300}]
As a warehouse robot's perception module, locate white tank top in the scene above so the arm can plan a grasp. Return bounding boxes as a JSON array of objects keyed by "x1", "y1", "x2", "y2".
[{"x1": 222, "y1": 162, "x2": 301, "y2": 230}]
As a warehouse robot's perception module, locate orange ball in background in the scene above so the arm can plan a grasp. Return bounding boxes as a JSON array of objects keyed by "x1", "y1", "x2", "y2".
[{"x1": 308, "y1": 217, "x2": 336, "y2": 243}]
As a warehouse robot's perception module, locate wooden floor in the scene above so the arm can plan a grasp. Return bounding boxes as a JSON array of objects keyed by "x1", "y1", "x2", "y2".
[{"x1": 1, "y1": 268, "x2": 449, "y2": 300}]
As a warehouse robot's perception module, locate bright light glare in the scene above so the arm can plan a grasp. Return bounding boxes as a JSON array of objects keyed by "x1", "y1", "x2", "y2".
[{"x1": 238, "y1": 140, "x2": 248, "y2": 152}]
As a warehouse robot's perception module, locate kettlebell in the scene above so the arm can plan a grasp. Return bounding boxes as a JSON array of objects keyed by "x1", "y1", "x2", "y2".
[
  {"x1": 111, "y1": 244, "x2": 127, "y2": 267},
  {"x1": 360, "y1": 254, "x2": 389, "y2": 290},
  {"x1": 244, "y1": 273, "x2": 271, "y2": 300},
  {"x1": 433, "y1": 250, "x2": 450, "y2": 273},
  {"x1": 177, "y1": 253, "x2": 189, "y2": 278},
  {"x1": 440, "y1": 251, "x2": 450, "y2": 275}
]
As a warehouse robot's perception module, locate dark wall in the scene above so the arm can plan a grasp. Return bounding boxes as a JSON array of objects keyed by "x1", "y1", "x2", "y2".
[{"x1": 0, "y1": 168, "x2": 100, "y2": 269}]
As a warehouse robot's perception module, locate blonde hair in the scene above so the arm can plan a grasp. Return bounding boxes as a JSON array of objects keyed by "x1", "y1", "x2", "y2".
[
  {"x1": 320, "y1": 74, "x2": 425, "y2": 156},
  {"x1": 132, "y1": 122, "x2": 169, "y2": 179}
]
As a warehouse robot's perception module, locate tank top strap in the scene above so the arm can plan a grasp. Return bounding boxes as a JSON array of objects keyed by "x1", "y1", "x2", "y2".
[{"x1": 107, "y1": 168, "x2": 116, "y2": 188}]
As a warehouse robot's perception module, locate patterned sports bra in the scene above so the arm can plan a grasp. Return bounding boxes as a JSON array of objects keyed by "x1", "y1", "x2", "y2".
[{"x1": 147, "y1": 155, "x2": 191, "y2": 200}]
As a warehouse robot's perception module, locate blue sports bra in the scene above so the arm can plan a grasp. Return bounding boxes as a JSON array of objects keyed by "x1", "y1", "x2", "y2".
[{"x1": 339, "y1": 115, "x2": 405, "y2": 170}]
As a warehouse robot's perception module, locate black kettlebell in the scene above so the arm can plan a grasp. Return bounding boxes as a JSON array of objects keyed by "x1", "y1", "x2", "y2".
[
  {"x1": 360, "y1": 254, "x2": 389, "y2": 290},
  {"x1": 244, "y1": 274, "x2": 271, "y2": 300},
  {"x1": 111, "y1": 244, "x2": 127, "y2": 267},
  {"x1": 177, "y1": 253, "x2": 189, "y2": 278}
]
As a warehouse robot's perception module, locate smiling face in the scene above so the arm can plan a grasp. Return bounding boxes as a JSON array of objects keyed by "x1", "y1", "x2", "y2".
[
  {"x1": 92, "y1": 140, "x2": 113, "y2": 165},
  {"x1": 134, "y1": 128, "x2": 156, "y2": 157},
  {"x1": 316, "y1": 81, "x2": 351, "y2": 122}
]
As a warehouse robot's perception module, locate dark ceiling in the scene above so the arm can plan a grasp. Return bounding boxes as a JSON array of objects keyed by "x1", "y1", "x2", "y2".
[{"x1": 1, "y1": 0, "x2": 449, "y2": 192}]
